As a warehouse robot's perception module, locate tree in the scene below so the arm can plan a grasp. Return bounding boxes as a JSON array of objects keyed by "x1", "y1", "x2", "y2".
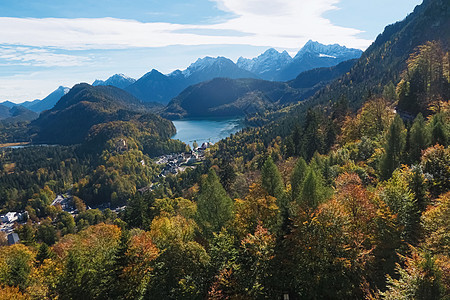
[
  {"x1": 420, "y1": 145, "x2": 450, "y2": 197},
  {"x1": 36, "y1": 218, "x2": 57, "y2": 245},
  {"x1": 261, "y1": 156, "x2": 286, "y2": 212},
  {"x1": 197, "y1": 168, "x2": 234, "y2": 235},
  {"x1": 35, "y1": 243, "x2": 52, "y2": 266},
  {"x1": 429, "y1": 113, "x2": 448, "y2": 146},
  {"x1": 379, "y1": 168, "x2": 418, "y2": 246},
  {"x1": 235, "y1": 224, "x2": 276, "y2": 298},
  {"x1": 397, "y1": 41, "x2": 449, "y2": 116},
  {"x1": 234, "y1": 184, "x2": 280, "y2": 237},
  {"x1": 291, "y1": 157, "x2": 308, "y2": 202},
  {"x1": 297, "y1": 169, "x2": 324, "y2": 210},
  {"x1": 123, "y1": 193, "x2": 153, "y2": 229},
  {"x1": 409, "y1": 113, "x2": 429, "y2": 163},
  {"x1": 0, "y1": 244, "x2": 34, "y2": 290},
  {"x1": 380, "y1": 115, "x2": 407, "y2": 180},
  {"x1": 382, "y1": 250, "x2": 445, "y2": 300},
  {"x1": 56, "y1": 211, "x2": 76, "y2": 236}
]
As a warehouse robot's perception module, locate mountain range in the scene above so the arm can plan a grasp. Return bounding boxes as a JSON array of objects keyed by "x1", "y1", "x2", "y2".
[
  {"x1": 3, "y1": 41, "x2": 362, "y2": 113},
  {"x1": 93, "y1": 74, "x2": 137, "y2": 89},
  {"x1": 1, "y1": 86, "x2": 69, "y2": 114},
  {"x1": 124, "y1": 41, "x2": 361, "y2": 104},
  {"x1": 237, "y1": 40, "x2": 362, "y2": 81},
  {"x1": 0, "y1": 104, "x2": 38, "y2": 124},
  {"x1": 163, "y1": 59, "x2": 357, "y2": 119}
]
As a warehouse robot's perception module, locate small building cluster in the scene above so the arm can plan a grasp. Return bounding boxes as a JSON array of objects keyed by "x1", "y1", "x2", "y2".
[
  {"x1": 0, "y1": 211, "x2": 28, "y2": 245},
  {"x1": 155, "y1": 143, "x2": 211, "y2": 177},
  {"x1": 0, "y1": 211, "x2": 28, "y2": 225}
]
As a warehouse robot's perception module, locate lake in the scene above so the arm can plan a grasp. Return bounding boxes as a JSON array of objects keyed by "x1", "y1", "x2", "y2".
[{"x1": 172, "y1": 118, "x2": 244, "y2": 147}]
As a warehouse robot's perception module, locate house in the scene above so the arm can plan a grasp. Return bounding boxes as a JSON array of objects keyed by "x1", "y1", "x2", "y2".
[
  {"x1": 200, "y1": 142, "x2": 213, "y2": 150},
  {"x1": 0, "y1": 212, "x2": 18, "y2": 223},
  {"x1": 7, "y1": 233, "x2": 20, "y2": 245}
]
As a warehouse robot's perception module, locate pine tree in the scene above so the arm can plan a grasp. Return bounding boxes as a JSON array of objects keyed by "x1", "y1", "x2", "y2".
[
  {"x1": 261, "y1": 156, "x2": 285, "y2": 206},
  {"x1": 197, "y1": 168, "x2": 234, "y2": 236},
  {"x1": 298, "y1": 169, "x2": 322, "y2": 210},
  {"x1": 292, "y1": 125, "x2": 302, "y2": 156},
  {"x1": 58, "y1": 251, "x2": 82, "y2": 300},
  {"x1": 35, "y1": 243, "x2": 51, "y2": 266},
  {"x1": 430, "y1": 113, "x2": 448, "y2": 146},
  {"x1": 380, "y1": 115, "x2": 407, "y2": 180},
  {"x1": 291, "y1": 157, "x2": 308, "y2": 202},
  {"x1": 409, "y1": 113, "x2": 429, "y2": 163}
]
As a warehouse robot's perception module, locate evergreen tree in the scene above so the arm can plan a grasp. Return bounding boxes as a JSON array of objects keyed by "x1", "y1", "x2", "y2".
[
  {"x1": 298, "y1": 169, "x2": 322, "y2": 210},
  {"x1": 197, "y1": 168, "x2": 234, "y2": 236},
  {"x1": 409, "y1": 113, "x2": 429, "y2": 163},
  {"x1": 107, "y1": 230, "x2": 130, "y2": 300},
  {"x1": 261, "y1": 156, "x2": 286, "y2": 209},
  {"x1": 429, "y1": 113, "x2": 448, "y2": 146},
  {"x1": 219, "y1": 162, "x2": 237, "y2": 193},
  {"x1": 35, "y1": 243, "x2": 51, "y2": 266},
  {"x1": 380, "y1": 115, "x2": 407, "y2": 180},
  {"x1": 58, "y1": 251, "x2": 82, "y2": 300},
  {"x1": 123, "y1": 193, "x2": 153, "y2": 229},
  {"x1": 292, "y1": 125, "x2": 302, "y2": 156},
  {"x1": 301, "y1": 109, "x2": 324, "y2": 160},
  {"x1": 291, "y1": 157, "x2": 308, "y2": 202}
]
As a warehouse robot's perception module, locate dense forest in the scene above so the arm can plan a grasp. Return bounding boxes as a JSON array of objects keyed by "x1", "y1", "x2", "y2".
[{"x1": 0, "y1": 0, "x2": 449, "y2": 298}]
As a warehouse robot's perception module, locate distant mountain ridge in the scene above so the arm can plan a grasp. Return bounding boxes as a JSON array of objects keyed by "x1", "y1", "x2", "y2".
[
  {"x1": 237, "y1": 48, "x2": 292, "y2": 80},
  {"x1": 162, "y1": 59, "x2": 357, "y2": 119},
  {"x1": 125, "y1": 56, "x2": 258, "y2": 104},
  {"x1": 125, "y1": 41, "x2": 361, "y2": 104},
  {"x1": 30, "y1": 83, "x2": 160, "y2": 145},
  {"x1": 237, "y1": 40, "x2": 363, "y2": 81},
  {"x1": 93, "y1": 74, "x2": 137, "y2": 89},
  {"x1": 0, "y1": 104, "x2": 38, "y2": 124},
  {"x1": 27, "y1": 86, "x2": 70, "y2": 113}
]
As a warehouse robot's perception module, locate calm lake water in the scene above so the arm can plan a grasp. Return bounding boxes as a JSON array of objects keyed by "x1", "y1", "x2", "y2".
[{"x1": 172, "y1": 118, "x2": 244, "y2": 147}]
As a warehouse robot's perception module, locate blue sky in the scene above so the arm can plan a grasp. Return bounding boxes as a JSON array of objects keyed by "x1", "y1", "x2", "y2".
[{"x1": 0, "y1": 0, "x2": 422, "y2": 102}]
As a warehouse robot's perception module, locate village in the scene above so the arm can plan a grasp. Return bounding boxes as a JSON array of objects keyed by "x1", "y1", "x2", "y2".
[
  {"x1": 0, "y1": 142, "x2": 213, "y2": 245},
  {"x1": 155, "y1": 141, "x2": 212, "y2": 177}
]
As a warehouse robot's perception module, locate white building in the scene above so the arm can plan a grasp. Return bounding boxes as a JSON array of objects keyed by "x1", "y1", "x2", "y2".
[{"x1": 0, "y1": 212, "x2": 18, "y2": 223}]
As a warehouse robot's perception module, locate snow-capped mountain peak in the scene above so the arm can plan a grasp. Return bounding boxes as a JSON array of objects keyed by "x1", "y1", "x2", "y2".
[
  {"x1": 93, "y1": 73, "x2": 136, "y2": 89},
  {"x1": 236, "y1": 48, "x2": 292, "y2": 80},
  {"x1": 182, "y1": 56, "x2": 233, "y2": 77},
  {"x1": 294, "y1": 40, "x2": 362, "y2": 60}
]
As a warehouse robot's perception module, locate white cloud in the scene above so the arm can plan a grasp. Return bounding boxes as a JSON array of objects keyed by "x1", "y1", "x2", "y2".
[
  {"x1": 0, "y1": 0, "x2": 372, "y2": 53},
  {"x1": 0, "y1": 46, "x2": 91, "y2": 67}
]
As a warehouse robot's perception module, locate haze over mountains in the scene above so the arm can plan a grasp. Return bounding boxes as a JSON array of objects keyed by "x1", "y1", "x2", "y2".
[
  {"x1": 0, "y1": 86, "x2": 69, "y2": 115},
  {"x1": 1, "y1": 40, "x2": 362, "y2": 120},
  {"x1": 124, "y1": 41, "x2": 362, "y2": 105}
]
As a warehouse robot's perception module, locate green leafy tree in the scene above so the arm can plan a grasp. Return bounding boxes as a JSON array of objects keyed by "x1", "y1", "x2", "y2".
[
  {"x1": 261, "y1": 156, "x2": 286, "y2": 211},
  {"x1": 197, "y1": 168, "x2": 234, "y2": 235},
  {"x1": 291, "y1": 157, "x2": 308, "y2": 202},
  {"x1": 36, "y1": 218, "x2": 57, "y2": 245},
  {"x1": 298, "y1": 169, "x2": 323, "y2": 210},
  {"x1": 382, "y1": 251, "x2": 445, "y2": 300}
]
